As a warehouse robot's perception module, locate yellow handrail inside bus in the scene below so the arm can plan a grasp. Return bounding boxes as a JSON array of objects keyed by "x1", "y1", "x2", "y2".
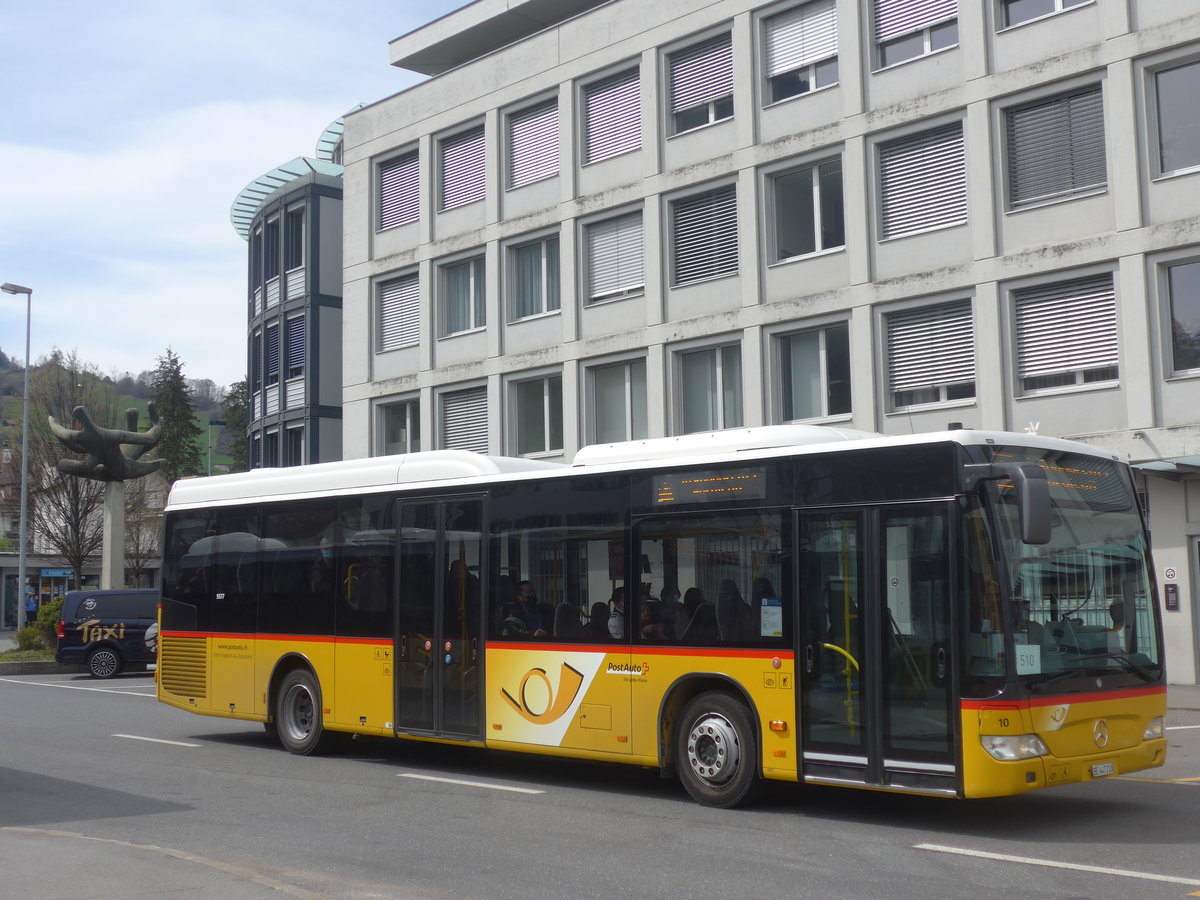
[{"x1": 822, "y1": 642, "x2": 859, "y2": 671}]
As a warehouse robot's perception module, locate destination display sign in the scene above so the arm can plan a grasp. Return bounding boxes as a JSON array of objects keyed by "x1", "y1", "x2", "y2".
[{"x1": 653, "y1": 468, "x2": 766, "y2": 504}]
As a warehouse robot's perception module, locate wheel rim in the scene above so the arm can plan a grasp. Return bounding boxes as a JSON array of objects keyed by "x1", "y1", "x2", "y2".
[
  {"x1": 281, "y1": 683, "x2": 317, "y2": 743},
  {"x1": 90, "y1": 650, "x2": 119, "y2": 677},
  {"x1": 685, "y1": 712, "x2": 741, "y2": 785}
]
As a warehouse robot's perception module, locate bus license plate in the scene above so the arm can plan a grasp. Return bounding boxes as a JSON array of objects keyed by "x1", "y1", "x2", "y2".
[{"x1": 1091, "y1": 762, "x2": 1115, "y2": 778}]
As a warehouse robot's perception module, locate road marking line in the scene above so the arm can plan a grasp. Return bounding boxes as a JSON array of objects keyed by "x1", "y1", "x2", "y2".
[
  {"x1": 1167, "y1": 724, "x2": 1200, "y2": 731},
  {"x1": 398, "y1": 773, "x2": 544, "y2": 794},
  {"x1": 112, "y1": 733, "x2": 201, "y2": 748},
  {"x1": 1113, "y1": 775, "x2": 1200, "y2": 784},
  {"x1": 0, "y1": 678, "x2": 155, "y2": 696},
  {"x1": 915, "y1": 843, "x2": 1200, "y2": 888}
]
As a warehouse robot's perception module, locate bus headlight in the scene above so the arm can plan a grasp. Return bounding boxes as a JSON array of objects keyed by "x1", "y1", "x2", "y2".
[
  {"x1": 981, "y1": 734, "x2": 1049, "y2": 761},
  {"x1": 1143, "y1": 717, "x2": 1165, "y2": 740}
]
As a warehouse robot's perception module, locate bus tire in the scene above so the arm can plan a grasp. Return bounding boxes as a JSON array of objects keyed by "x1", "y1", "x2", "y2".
[
  {"x1": 676, "y1": 691, "x2": 762, "y2": 808},
  {"x1": 275, "y1": 668, "x2": 332, "y2": 755}
]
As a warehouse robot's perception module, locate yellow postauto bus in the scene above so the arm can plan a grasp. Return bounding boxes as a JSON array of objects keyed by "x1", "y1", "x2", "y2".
[{"x1": 157, "y1": 425, "x2": 1166, "y2": 807}]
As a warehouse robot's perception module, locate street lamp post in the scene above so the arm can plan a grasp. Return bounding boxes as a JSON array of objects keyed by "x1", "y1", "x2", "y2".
[{"x1": 2, "y1": 283, "x2": 32, "y2": 632}]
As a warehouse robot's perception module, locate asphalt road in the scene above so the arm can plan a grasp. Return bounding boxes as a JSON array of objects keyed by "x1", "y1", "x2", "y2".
[{"x1": 2, "y1": 671, "x2": 1199, "y2": 900}]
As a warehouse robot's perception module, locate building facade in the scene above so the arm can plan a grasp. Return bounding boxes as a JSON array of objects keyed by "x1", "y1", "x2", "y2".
[
  {"x1": 340, "y1": 0, "x2": 1200, "y2": 682},
  {"x1": 234, "y1": 114, "x2": 352, "y2": 468}
]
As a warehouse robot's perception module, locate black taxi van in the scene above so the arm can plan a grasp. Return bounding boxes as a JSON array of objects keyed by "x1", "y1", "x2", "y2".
[{"x1": 55, "y1": 589, "x2": 159, "y2": 678}]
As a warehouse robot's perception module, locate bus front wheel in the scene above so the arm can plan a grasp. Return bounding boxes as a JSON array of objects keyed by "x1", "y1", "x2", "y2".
[
  {"x1": 676, "y1": 692, "x2": 762, "y2": 808},
  {"x1": 275, "y1": 669, "x2": 332, "y2": 755}
]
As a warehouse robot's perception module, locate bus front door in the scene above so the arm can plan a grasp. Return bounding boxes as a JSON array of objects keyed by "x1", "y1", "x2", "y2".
[
  {"x1": 797, "y1": 505, "x2": 957, "y2": 794},
  {"x1": 395, "y1": 496, "x2": 485, "y2": 740}
]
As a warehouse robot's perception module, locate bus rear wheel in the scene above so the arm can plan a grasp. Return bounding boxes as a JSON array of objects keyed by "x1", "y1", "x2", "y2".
[
  {"x1": 676, "y1": 692, "x2": 762, "y2": 808},
  {"x1": 275, "y1": 669, "x2": 332, "y2": 755}
]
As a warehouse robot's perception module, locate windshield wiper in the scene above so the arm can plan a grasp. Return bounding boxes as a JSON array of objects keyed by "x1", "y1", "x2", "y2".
[
  {"x1": 1068, "y1": 651, "x2": 1158, "y2": 683},
  {"x1": 1026, "y1": 652, "x2": 1159, "y2": 692}
]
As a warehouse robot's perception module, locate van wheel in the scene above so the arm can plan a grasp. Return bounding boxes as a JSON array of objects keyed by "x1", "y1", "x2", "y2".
[
  {"x1": 676, "y1": 692, "x2": 762, "y2": 808},
  {"x1": 275, "y1": 669, "x2": 333, "y2": 755},
  {"x1": 87, "y1": 646, "x2": 123, "y2": 679}
]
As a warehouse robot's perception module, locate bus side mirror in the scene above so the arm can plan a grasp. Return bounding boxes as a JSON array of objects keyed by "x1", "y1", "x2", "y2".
[{"x1": 963, "y1": 462, "x2": 1051, "y2": 545}]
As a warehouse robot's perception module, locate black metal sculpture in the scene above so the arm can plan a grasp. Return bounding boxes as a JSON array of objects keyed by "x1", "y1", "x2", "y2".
[{"x1": 48, "y1": 404, "x2": 166, "y2": 482}]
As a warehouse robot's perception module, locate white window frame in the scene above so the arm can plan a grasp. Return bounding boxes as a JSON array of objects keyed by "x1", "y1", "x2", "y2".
[
  {"x1": 378, "y1": 150, "x2": 419, "y2": 230},
  {"x1": 439, "y1": 254, "x2": 486, "y2": 337},
  {"x1": 284, "y1": 205, "x2": 305, "y2": 273},
  {"x1": 996, "y1": 0, "x2": 1091, "y2": 31},
  {"x1": 885, "y1": 299, "x2": 976, "y2": 410},
  {"x1": 1013, "y1": 273, "x2": 1119, "y2": 395},
  {"x1": 768, "y1": 155, "x2": 845, "y2": 261},
  {"x1": 439, "y1": 125, "x2": 486, "y2": 211},
  {"x1": 284, "y1": 425, "x2": 305, "y2": 468},
  {"x1": 378, "y1": 398, "x2": 421, "y2": 456},
  {"x1": 509, "y1": 372, "x2": 564, "y2": 458},
  {"x1": 774, "y1": 322, "x2": 852, "y2": 422},
  {"x1": 670, "y1": 183, "x2": 739, "y2": 286},
  {"x1": 376, "y1": 272, "x2": 420, "y2": 353},
  {"x1": 439, "y1": 385, "x2": 489, "y2": 453},
  {"x1": 584, "y1": 210, "x2": 644, "y2": 304},
  {"x1": 1003, "y1": 84, "x2": 1106, "y2": 210},
  {"x1": 589, "y1": 358, "x2": 648, "y2": 443},
  {"x1": 873, "y1": 0, "x2": 958, "y2": 70},
  {"x1": 1150, "y1": 58, "x2": 1200, "y2": 178},
  {"x1": 506, "y1": 97, "x2": 559, "y2": 189},
  {"x1": 762, "y1": 0, "x2": 839, "y2": 105},
  {"x1": 878, "y1": 121, "x2": 967, "y2": 240},
  {"x1": 676, "y1": 342, "x2": 743, "y2": 434},
  {"x1": 581, "y1": 66, "x2": 641, "y2": 165},
  {"x1": 667, "y1": 32, "x2": 735, "y2": 135},
  {"x1": 508, "y1": 234, "x2": 560, "y2": 322}
]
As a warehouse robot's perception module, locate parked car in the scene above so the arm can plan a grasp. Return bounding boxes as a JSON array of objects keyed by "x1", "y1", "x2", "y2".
[{"x1": 55, "y1": 589, "x2": 159, "y2": 678}]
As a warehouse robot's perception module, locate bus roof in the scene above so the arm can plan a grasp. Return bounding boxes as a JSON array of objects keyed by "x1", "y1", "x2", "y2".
[{"x1": 166, "y1": 427, "x2": 1125, "y2": 511}]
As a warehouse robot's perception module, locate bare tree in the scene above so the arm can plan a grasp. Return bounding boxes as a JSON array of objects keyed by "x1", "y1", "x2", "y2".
[
  {"x1": 124, "y1": 472, "x2": 166, "y2": 587},
  {"x1": 25, "y1": 350, "x2": 120, "y2": 589}
]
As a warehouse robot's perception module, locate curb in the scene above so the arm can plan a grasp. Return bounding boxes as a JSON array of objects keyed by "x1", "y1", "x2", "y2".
[{"x1": 0, "y1": 661, "x2": 87, "y2": 676}]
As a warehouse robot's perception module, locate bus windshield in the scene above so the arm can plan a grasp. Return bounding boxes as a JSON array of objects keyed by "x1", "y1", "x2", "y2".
[{"x1": 983, "y1": 447, "x2": 1163, "y2": 694}]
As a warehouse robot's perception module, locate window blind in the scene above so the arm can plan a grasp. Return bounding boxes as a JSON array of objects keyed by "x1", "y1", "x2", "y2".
[
  {"x1": 587, "y1": 212, "x2": 644, "y2": 301},
  {"x1": 379, "y1": 151, "x2": 419, "y2": 229},
  {"x1": 879, "y1": 122, "x2": 966, "y2": 238},
  {"x1": 875, "y1": 0, "x2": 957, "y2": 41},
  {"x1": 583, "y1": 68, "x2": 641, "y2": 164},
  {"x1": 441, "y1": 386, "x2": 489, "y2": 453},
  {"x1": 1015, "y1": 275, "x2": 1117, "y2": 380},
  {"x1": 378, "y1": 274, "x2": 420, "y2": 352},
  {"x1": 672, "y1": 185, "x2": 738, "y2": 285},
  {"x1": 440, "y1": 126, "x2": 486, "y2": 210},
  {"x1": 508, "y1": 99, "x2": 558, "y2": 188},
  {"x1": 766, "y1": 0, "x2": 837, "y2": 77},
  {"x1": 887, "y1": 300, "x2": 974, "y2": 393},
  {"x1": 286, "y1": 315, "x2": 304, "y2": 371},
  {"x1": 670, "y1": 34, "x2": 734, "y2": 113},
  {"x1": 1006, "y1": 85, "x2": 1105, "y2": 207}
]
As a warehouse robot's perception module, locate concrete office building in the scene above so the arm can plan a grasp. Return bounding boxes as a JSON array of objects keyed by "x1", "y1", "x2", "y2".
[
  {"x1": 233, "y1": 113, "x2": 354, "y2": 468},
  {"x1": 340, "y1": 1, "x2": 1200, "y2": 682}
]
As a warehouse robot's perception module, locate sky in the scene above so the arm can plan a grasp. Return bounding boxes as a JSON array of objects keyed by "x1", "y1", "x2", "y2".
[{"x1": 0, "y1": 0, "x2": 462, "y2": 391}]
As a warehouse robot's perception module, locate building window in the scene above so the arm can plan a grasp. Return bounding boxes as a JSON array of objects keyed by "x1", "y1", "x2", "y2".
[
  {"x1": 286, "y1": 315, "x2": 304, "y2": 379},
  {"x1": 680, "y1": 345, "x2": 742, "y2": 433},
  {"x1": 999, "y1": 0, "x2": 1089, "y2": 29},
  {"x1": 263, "y1": 430, "x2": 279, "y2": 468},
  {"x1": 764, "y1": 0, "x2": 838, "y2": 104},
  {"x1": 510, "y1": 236, "x2": 560, "y2": 321},
  {"x1": 874, "y1": 0, "x2": 957, "y2": 68},
  {"x1": 379, "y1": 151, "x2": 419, "y2": 229},
  {"x1": 441, "y1": 386, "x2": 488, "y2": 453},
  {"x1": 507, "y1": 99, "x2": 558, "y2": 188},
  {"x1": 671, "y1": 184, "x2": 738, "y2": 285},
  {"x1": 264, "y1": 217, "x2": 280, "y2": 281},
  {"x1": 440, "y1": 125, "x2": 485, "y2": 211},
  {"x1": 250, "y1": 328, "x2": 263, "y2": 394},
  {"x1": 772, "y1": 158, "x2": 844, "y2": 260},
  {"x1": 1005, "y1": 85, "x2": 1105, "y2": 209},
  {"x1": 585, "y1": 211, "x2": 644, "y2": 303},
  {"x1": 582, "y1": 68, "x2": 641, "y2": 164},
  {"x1": 879, "y1": 122, "x2": 966, "y2": 239},
  {"x1": 1015, "y1": 274, "x2": 1117, "y2": 392},
  {"x1": 779, "y1": 324, "x2": 851, "y2": 421},
  {"x1": 886, "y1": 300, "x2": 975, "y2": 408},
  {"x1": 592, "y1": 359, "x2": 647, "y2": 443},
  {"x1": 251, "y1": 435, "x2": 262, "y2": 469},
  {"x1": 440, "y1": 256, "x2": 486, "y2": 336},
  {"x1": 285, "y1": 427, "x2": 304, "y2": 467},
  {"x1": 381, "y1": 400, "x2": 421, "y2": 455},
  {"x1": 377, "y1": 273, "x2": 420, "y2": 352},
  {"x1": 1154, "y1": 60, "x2": 1200, "y2": 175},
  {"x1": 284, "y1": 207, "x2": 305, "y2": 271},
  {"x1": 513, "y1": 375, "x2": 564, "y2": 456},
  {"x1": 1168, "y1": 260, "x2": 1200, "y2": 372},
  {"x1": 669, "y1": 34, "x2": 734, "y2": 134},
  {"x1": 251, "y1": 227, "x2": 263, "y2": 287},
  {"x1": 265, "y1": 322, "x2": 281, "y2": 386}
]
